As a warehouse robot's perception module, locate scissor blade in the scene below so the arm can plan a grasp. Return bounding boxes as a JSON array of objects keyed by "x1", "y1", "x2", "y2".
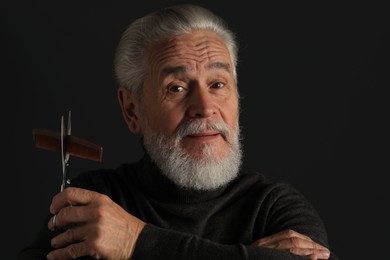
[
  {"x1": 67, "y1": 110, "x2": 72, "y2": 136},
  {"x1": 65, "y1": 110, "x2": 71, "y2": 163},
  {"x1": 60, "y1": 115, "x2": 66, "y2": 191}
]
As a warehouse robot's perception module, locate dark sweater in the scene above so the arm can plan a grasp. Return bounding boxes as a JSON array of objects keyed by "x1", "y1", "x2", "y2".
[{"x1": 18, "y1": 155, "x2": 339, "y2": 259}]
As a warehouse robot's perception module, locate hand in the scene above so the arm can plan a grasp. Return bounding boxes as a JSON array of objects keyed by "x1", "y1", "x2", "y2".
[
  {"x1": 47, "y1": 187, "x2": 145, "y2": 260},
  {"x1": 252, "y1": 229, "x2": 330, "y2": 260}
]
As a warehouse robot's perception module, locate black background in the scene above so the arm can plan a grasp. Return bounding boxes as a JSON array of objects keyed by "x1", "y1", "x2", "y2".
[{"x1": 2, "y1": 1, "x2": 389, "y2": 259}]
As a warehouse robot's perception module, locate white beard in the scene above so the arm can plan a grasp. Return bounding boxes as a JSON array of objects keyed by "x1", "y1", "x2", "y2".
[{"x1": 142, "y1": 118, "x2": 242, "y2": 190}]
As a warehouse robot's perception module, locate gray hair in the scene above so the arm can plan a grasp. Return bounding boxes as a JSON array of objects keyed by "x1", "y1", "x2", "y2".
[{"x1": 114, "y1": 4, "x2": 238, "y2": 99}]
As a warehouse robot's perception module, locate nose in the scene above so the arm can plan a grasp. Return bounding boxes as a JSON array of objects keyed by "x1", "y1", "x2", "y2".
[{"x1": 187, "y1": 86, "x2": 216, "y2": 118}]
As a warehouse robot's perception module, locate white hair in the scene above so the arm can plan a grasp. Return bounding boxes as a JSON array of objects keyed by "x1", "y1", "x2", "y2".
[{"x1": 114, "y1": 4, "x2": 239, "y2": 99}]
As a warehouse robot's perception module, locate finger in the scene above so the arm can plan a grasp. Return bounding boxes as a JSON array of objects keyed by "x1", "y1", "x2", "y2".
[
  {"x1": 49, "y1": 205, "x2": 93, "y2": 230},
  {"x1": 48, "y1": 214, "x2": 57, "y2": 231},
  {"x1": 50, "y1": 187, "x2": 97, "y2": 214},
  {"x1": 262, "y1": 238, "x2": 330, "y2": 259},
  {"x1": 270, "y1": 236, "x2": 327, "y2": 250},
  {"x1": 293, "y1": 249, "x2": 330, "y2": 260},
  {"x1": 47, "y1": 241, "x2": 96, "y2": 260},
  {"x1": 254, "y1": 229, "x2": 313, "y2": 246},
  {"x1": 51, "y1": 224, "x2": 89, "y2": 248}
]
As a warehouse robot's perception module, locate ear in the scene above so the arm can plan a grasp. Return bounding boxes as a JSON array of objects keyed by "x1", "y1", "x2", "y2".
[{"x1": 117, "y1": 87, "x2": 142, "y2": 133}]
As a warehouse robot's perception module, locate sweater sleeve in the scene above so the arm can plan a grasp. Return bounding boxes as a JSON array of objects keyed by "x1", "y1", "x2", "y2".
[
  {"x1": 132, "y1": 179, "x2": 340, "y2": 260},
  {"x1": 17, "y1": 221, "x2": 338, "y2": 260},
  {"x1": 133, "y1": 224, "x2": 339, "y2": 260},
  {"x1": 18, "y1": 169, "x2": 339, "y2": 260}
]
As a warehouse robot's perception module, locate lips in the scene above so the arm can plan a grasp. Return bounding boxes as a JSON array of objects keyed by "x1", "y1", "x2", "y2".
[{"x1": 188, "y1": 130, "x2": 220, "y2": 138}]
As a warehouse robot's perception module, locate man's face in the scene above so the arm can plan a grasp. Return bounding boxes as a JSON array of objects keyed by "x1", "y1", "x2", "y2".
[{"x1": 139, "y1": 30, "x2": 239, "y2": 161}]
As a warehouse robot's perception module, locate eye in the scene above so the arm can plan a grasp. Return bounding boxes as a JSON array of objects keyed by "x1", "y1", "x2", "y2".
[
  {"x1": 211, "y1": 82, "x2": 225, "y2": 89},
  {"x1": 168, "y1": 85, "x2": 185, "y2": 93}
]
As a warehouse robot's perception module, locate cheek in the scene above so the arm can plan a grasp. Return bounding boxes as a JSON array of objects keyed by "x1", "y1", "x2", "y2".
[
  {"x1": 144, "y1": 105, "x2": 184, "y2": 136},
  {"x1": 222, "y1": 98, "x2": 239, "y2": 126}
]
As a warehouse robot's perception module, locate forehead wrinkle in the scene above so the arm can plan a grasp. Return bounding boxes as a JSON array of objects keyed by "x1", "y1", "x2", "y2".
[
  {"x1": 148, "y1": 41, "x2": 185, "y2": 79},
  {"x1": 148, "y1": 33, "x2": 231, "y2": 79},
  {"x1": 191, "y1": 36, "x2": 228, "y2": 59}
]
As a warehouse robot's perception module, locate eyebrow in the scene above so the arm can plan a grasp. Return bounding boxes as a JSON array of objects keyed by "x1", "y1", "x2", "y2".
[
  {"x1": 162, "y1": 62, "x2": 231, "y2": 76},
  {"x1": 162, "y1": 65, "x2": 191, "y2": 75},
  {"x1": 207, "y1": 61, "x2": 230, "y2": 72}
]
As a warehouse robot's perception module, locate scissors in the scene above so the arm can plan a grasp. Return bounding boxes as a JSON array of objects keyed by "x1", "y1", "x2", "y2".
[
  {"x1": 54, "y1": 110, "x2": 72, "y2": 230},
  {"x1": 32, "y1": 110, "x2": 103, "y2": 192},
  {"x1": 32, "y1": 110, "x2": 103, "y2": 229}
]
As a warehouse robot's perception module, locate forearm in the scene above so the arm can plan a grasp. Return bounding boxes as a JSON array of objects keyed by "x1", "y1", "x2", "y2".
[{"x1": 133, "y1": 224, "x2": 314, "y2": 260}]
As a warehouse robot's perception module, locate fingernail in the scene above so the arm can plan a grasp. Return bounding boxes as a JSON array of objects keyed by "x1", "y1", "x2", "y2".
[
  {"x1": 51, "y1": 238, "x2": 58, "y2": 248},
  {"x1": 48, "y1": 215, "x2": 57, "y2": 231},
  {"x1": 321, "y1": 249, "x2": 330, "y2": 258},
  {"x1": 48, "y1": 219, "x2": 53, "y2": 231}
]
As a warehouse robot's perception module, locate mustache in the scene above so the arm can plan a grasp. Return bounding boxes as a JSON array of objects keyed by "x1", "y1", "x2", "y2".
[{"x1": 175, "y1": 119, "x2": 230, "y2": 141}]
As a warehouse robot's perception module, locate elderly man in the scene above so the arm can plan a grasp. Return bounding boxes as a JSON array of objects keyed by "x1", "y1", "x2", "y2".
[{"x1": 19, "y1": 4, "x2": 338, "y2": 260}]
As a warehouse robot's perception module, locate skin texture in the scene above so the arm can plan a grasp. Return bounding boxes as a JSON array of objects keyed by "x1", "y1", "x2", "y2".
[
  {"x1": 118, "y1": 30, "x2": 240, "y2": 161},
  {"x1": 252, "y1": 229, "x2": 330, "y2": 260},
  {"x1": 46, "y1": 30, "x2": 330, "y2": 259},
  {"x1": 47, "y1": 188, "x2": 145, "y2": 259}
]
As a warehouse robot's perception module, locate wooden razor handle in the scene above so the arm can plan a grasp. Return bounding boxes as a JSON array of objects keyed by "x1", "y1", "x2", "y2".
[{"x1": 32, "y1": 128, "x2": 103, "y2": 162}]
